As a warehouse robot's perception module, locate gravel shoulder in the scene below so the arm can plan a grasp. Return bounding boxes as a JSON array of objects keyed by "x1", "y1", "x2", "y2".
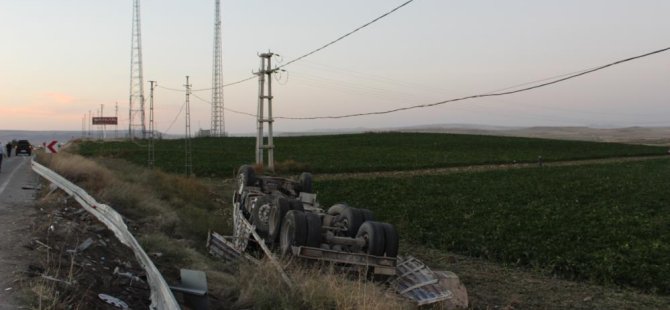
[{"x1": 0, "y1": 156, "x2": 40, "y2": 309}]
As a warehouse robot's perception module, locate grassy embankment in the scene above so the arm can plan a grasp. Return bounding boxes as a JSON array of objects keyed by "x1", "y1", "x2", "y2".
[{"x1": 32, "y1": 148, "x2": 407, "y2": 309}]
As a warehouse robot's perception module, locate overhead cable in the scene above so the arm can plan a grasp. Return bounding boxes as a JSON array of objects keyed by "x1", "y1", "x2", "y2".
[
  {"x1": 277, "y1": 0, "x2": 416, "y2": 69},
  {"x1": 275, "y1": 46, "x2": 670, "y2": 120},
  {"x1": 159, "y1": 0, "x2": 416, "y2": 92},
  {"x1": 191, "y1": 92, "x2": 256, "y2": 118},
  {"x1": 163, "y1": 102, "x2": 186, "y2": 133}
]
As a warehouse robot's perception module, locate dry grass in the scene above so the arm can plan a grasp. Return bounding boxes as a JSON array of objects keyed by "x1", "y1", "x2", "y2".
[
  {"x1": 34, "y1": 147, "x2": 408, "y2": 309},
  {"x1": 230, "y1": 260, "x2": 410, "y2": 309},
  {"x1": 20, "y1": 191, "x2": 85, "y2": 310}
]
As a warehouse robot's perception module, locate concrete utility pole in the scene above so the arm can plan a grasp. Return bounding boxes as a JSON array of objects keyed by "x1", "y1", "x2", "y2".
[
  {"x1": 101, "y1": 104, "x2": 106, "y2": 140},
  {"x1": 82, "y1": 114, "x2": 85, "y2": 138},
  {"x1": 254, "y1": 52, "x2": 277, "y2": 172},
  {"x1": 88, "y1": 110, "x2": 92, "y2": 137},
  {"x1": 184, "y1": 76, "x2": 193, "y2": 176},
  {"x1": 115, "y1": 101, "x2": 119, "y2": 139},
  {"x1": 148, "y1": 81, "x2": 156, "y2": 168}
]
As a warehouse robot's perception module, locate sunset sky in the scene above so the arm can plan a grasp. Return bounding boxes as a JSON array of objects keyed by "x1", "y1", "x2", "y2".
[{"x1": 1, "y1": 0, "x2": 669, "y2": 135}]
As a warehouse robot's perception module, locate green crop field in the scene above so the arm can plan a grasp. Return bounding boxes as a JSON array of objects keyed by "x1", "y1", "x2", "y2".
[
  {"x1": 77, "y1": 132, "x2": 666, "y2": 177},
  {"x1": 75, "y1": 133, "x2": 670, "y2": 294},
  {"x1": 314, "y1": 158, "x2": 670, "y2": 293}
]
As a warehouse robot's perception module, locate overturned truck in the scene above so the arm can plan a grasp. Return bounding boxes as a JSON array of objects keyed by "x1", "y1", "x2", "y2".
[{"x1": 208, "y1": 165, "x2": 466, "y2": 307}]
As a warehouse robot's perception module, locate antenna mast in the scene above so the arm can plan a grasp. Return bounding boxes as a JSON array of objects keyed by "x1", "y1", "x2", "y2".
[
  {"x1": 211, "y1": 0, "x2": 225, "y2": 136},
  {"x1": 129, "y1": 0, "x2": 146, "y2": 139}
]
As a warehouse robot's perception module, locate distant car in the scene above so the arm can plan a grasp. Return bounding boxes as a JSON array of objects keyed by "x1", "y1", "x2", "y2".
[{"x1": 16, "y1": 140, "x2": 32, "y2": 156}]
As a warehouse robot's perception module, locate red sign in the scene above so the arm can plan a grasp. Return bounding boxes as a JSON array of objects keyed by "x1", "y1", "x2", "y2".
[
  {"x1": 92, "y1": 117, "x2": 118, "y2": 125},
  {"x1": 47, "y1": 140, "x2": 58, "y2": 153}
]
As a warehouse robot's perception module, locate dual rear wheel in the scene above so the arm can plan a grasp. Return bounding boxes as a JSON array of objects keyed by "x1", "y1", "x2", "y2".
[
  {"x1": 278, "y1": 208, "x2": 399, "y2": 258},
  {"x1": 279, "y1": 210, "x2": 322, "y2": 256},
  {"x1": 355, "y1": 221, "x2": 399, "y2": 257}
]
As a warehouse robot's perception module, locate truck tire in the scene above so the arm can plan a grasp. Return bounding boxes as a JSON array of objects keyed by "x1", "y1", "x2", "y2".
[
  {"x1": 356, "y1": 221, "x2": 385, "y2": 256},
  {"x1": 251, "y1": 196, "x2": 272, "y2": 234},
  {"x1": 305, "y1": 213, "x2": 323, "y2": 247},
  {"x1": 280, "y1": 210, "x2": 307, "y2": 256},
  {"x1": 359, "y1": 208, "x2": 375, "y2": 222},
  {"x1": 268, "y1": 197, "x2": 290, "y2": 242},
  {"x1": 289, "y1": 199, "x2": 304, "y2": 212},
  {"x1": 327, "y1": 203, "x2": 349, "y2": 216},
  {"x1": 339, "y1": 206, "x2": 365, "y2": 237},
  {"x1": 238, "y1": 165, "x2": 256, "y2": 187},
  {"x1": 380, "y1": 223, "x2": 399, "y2": 257},
  {"x1": 298, "y1": 172, "x2": 313, "y2": 193}
]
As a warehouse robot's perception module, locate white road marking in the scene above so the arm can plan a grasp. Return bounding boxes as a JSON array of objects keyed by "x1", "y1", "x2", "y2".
[{"x1": 0, "y1": 158, "x2": 28, "y2": 197}]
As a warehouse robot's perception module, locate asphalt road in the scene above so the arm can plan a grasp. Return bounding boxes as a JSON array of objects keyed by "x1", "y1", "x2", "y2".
[{"x1": 0, "y1": 155, "x2": 39, "y2": 309}]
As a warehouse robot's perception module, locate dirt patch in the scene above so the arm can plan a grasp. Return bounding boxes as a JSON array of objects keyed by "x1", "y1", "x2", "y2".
[
  {"x1": 26, "y1": 194, "x2": 151, "y2": 308},
  {"x1": 316, "y1": 155, "x2": 669, "y2": 181},
  {"x1": 405, "y1": 244, "x2": 670, "y2": 309}
]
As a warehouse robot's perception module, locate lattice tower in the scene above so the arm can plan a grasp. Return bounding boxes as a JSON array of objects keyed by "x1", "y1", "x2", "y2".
[
  {"x1": 128, "y1": 0, "x2": 146, "y2": 139},
  {"x1": 210, "y1": 0, "x2": 225, "y2": 136}
]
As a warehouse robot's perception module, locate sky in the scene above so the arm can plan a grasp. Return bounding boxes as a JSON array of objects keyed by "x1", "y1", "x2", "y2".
[{"x1": 1, "y1": 0, "x2": 669, "y2": 135}]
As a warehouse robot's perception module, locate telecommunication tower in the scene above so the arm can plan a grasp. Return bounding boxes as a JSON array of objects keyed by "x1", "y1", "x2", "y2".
[
  {"x1": 210, "y1": 0, "x2": 225, "y2": 136},
  {"x1": 128, "y1": 0, "x2": 146, "y2": 139}
]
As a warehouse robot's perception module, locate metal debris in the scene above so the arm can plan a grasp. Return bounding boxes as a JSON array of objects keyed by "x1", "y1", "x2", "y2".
[
  {"x1": 98, "y1": 293, "x2": 129, "y2": 309},
  {"x1": 113, "y1": 267, "x2": 145, "y2": 284},
  {"x1": 391, "y1": 256, "x2": 453, "y2": 306},
  {"x1": 76, "y1": 238, "x2": 94, "y2": 252}
]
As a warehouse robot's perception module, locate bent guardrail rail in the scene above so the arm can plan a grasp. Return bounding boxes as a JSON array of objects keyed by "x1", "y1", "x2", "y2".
[{"x1": 31, "y1": 159, "x2": 180, "y2": 310}]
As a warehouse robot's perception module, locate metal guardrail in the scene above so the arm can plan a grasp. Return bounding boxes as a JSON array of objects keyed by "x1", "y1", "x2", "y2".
[{"x1": 31, "y1": 159, "x2": 180, "y2": 310}]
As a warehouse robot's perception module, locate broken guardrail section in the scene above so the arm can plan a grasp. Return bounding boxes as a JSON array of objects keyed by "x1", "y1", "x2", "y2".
[{"x1": 31, "y1": 159, "x2": 180, "y2": 310}]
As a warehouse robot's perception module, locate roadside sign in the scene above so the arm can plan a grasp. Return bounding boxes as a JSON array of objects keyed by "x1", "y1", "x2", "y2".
[
  {"x1": 92, "y1": 117, "x2": 118, "y2": 125},
  {"x1": 47, "y1": 140, "x2": 58, "y2": 153}
]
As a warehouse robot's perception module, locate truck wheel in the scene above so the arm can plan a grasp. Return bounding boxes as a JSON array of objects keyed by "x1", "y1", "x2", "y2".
[
  {"x1": 359, "y1": 208, "x2": 375, "y2": 222},
  {"x1": 298, "y1": 172, "x2": 313, "y2": 193},
  {"x1": 289, "y1": 199, "x2": 304, "y2": 212},
  {"x1": 339, "y1": 206, "x2": 365, "y2": 237},
  {"x1": 238, "y1": 165, "x2": 256, "y2": 188},
  {"x1": 251, "y1": 196, "x2": 272, "y2": 234},
  {"x1": 305, "y1": 213, "x2": 322, "y2": 247},
  {"x1": 381, "y1": 223, "x2": 399, "y2": 257},
  {"x1": 279, "y1": 210, "x2": 307, "y2": 256},
  {"x1": 356, "y1": 221, "x2": 385, "y2": 256},
  {"x1": 327, "y1": 203, "x2": 349, "y2": 216},
  {"x1": 268, "y1": 197, "x2": 290, "y2": 242}
]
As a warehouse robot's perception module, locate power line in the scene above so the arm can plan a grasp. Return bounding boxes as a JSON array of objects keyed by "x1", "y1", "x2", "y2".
[
  {"x1": 163, "y1": 101, "x2": 186, "y2": 133},
  {"x1": 157, "y1": 85, "x2": 184, "y2": 92},
  {"x1": 277, "y1": 0, "x2": 416, "y2": 69},
  {"x1": 275, "y1": 46, "x2": 670, "y2": 120},
  {"x1": 159, "y1": 76, "x2": 257, "y2": 92},
  {"x1": 160, "y1": 1, "x2": 416, "y2": 92},
  {"x1": 191, "y1": 92, "x2": 256, "y2": 117}
]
